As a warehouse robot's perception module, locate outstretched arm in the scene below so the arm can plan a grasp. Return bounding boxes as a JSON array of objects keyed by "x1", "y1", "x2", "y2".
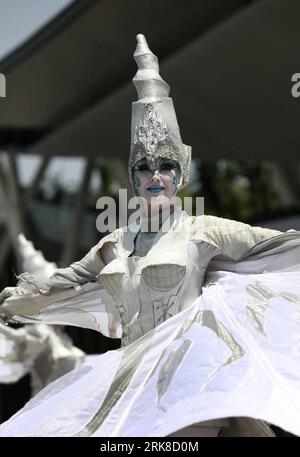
[
  {"x1": 0, "y1": 230, "x2": 122, "y2": 338},
  {"x1": 200, "y1": 215, "x2": 283, "y2": 261}
]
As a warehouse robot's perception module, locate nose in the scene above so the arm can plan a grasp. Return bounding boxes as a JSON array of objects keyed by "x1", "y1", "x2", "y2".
[{"x1": 150, "y1": 173, "x2": 161, "y2": 184}]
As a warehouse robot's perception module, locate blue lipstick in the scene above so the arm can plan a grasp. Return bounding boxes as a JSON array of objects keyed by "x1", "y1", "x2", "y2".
[{"x1": 147, "y1": 185, "x2": 165, "y2": 193}]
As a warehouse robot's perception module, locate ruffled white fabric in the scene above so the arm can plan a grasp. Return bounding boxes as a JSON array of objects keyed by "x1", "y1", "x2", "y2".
[
  {"x1": 0, "y1": 233, "x2": 299, "y2": 437},
  {"x1": 0, "y1": 323, "x2": 85, "y2": 395}
]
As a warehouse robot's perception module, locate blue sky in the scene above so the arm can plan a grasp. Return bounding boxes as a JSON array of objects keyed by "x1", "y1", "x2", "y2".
[{"x1": 0, "y1": 0, "x2": 73, "y2": 60}]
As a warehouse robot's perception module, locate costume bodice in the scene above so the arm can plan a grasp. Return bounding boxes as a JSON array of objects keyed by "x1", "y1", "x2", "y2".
[{"x1": 98, "y1": 211, "x2": 217, "y2": 346}]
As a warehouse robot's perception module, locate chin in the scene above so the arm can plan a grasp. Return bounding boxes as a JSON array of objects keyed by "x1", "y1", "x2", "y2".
[{"x1": 139, "y1": 192, "x2": 174, "y2": 215}]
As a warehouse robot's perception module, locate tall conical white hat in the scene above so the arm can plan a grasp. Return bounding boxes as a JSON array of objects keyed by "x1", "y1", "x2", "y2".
[{"x1": 129, "y1": 34, "x2": 191, "y2": 192}]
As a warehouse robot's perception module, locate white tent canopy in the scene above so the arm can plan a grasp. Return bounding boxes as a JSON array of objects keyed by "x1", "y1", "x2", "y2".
[{"x1": 1, "y1": 0, "x2": 298, "y2": 163}]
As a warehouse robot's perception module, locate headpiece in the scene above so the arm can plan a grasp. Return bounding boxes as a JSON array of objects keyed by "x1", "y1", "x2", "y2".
[{"x1": 129, "y1": 34, "x2": 191, "y2": 192}]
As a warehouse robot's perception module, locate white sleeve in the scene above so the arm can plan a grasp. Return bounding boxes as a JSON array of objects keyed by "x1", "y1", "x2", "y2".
[
  {"x1": 0, "y1": 322, "x2": 48, "y2": 384},
  {"x1": 197, "y1": 215, "x2": 283, "y2": 261},
  {"x1": 0, "y1": 231, "x2": 122, "y2": 339}
]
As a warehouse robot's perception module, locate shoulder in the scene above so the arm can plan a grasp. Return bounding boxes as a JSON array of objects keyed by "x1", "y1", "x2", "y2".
[
  {"x1": 79, "y1": 228, "x2": 123, "y2": 273},
  {"x1": 189, "y1": 214, "x2": 254, "y2": 247},
  {"x1": 95, "y1": 228, "x2": 124, "y2": 265},
  {"x1": 191, "y1": 214, "x2": 253, "y2": 233},
  {"x1": 95, "y1": 227, "x2": 123, "y2": 249}
]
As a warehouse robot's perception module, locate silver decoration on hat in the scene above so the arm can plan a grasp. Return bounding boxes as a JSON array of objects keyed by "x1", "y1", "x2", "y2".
[{"x1": 133, "y1": 103, "x2": 169, "y2": 170}]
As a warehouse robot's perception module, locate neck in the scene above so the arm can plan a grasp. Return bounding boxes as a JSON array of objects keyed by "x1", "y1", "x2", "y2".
[{"x1": 140, "y1": 205, "x2": 175, "y2": 233}]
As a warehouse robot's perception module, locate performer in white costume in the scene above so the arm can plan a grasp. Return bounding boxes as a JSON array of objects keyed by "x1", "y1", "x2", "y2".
[
  {"x1": 0, "y1": 235, "x2": 84, "y2": 397},
  {"x1": 0, "y1": 34, "x2": 299, "y2": 437}
]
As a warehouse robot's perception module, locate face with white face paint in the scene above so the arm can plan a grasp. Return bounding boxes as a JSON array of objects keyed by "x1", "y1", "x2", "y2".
[{"x1": 132, "y1": 157, "x2": 181, "y2": 215}]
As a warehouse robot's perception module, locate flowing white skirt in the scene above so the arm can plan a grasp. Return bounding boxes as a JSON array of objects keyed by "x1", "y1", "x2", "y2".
[{"x1": 0, "y1": 234, "x2": 299, "y2": 437}]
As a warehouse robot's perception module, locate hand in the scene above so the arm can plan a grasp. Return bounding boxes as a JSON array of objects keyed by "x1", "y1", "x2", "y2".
[
  {"x1": 0, "y1": 288, "x2": 16, "y2": 324},
  {"x1": 0, "y1": 287, "x2": 27, "y2": 306},
  {"x1": 0, "y1": 287, "x2": 28, "y2": 324}
]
